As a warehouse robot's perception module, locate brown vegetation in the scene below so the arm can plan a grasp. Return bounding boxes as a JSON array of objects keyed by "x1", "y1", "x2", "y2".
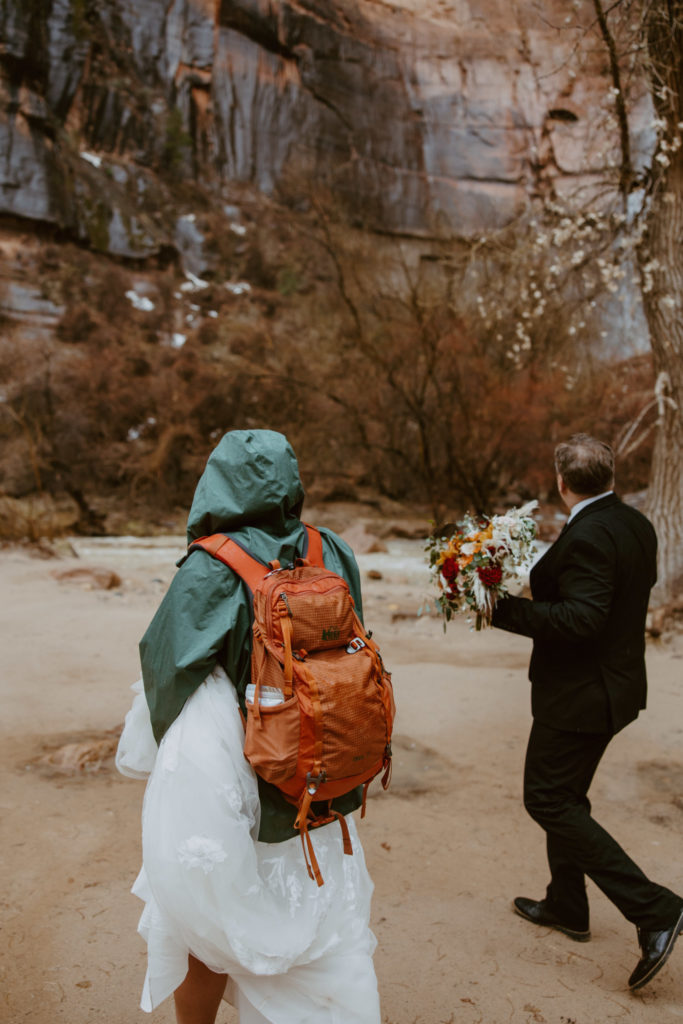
[{"x1": 0, "y1": 193, "x2": 656, "y2": 539}]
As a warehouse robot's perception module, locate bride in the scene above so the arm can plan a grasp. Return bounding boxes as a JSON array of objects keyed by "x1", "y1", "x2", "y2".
[{"x1": 116, "y1": 429, "x2": 382, "y2": 1024}]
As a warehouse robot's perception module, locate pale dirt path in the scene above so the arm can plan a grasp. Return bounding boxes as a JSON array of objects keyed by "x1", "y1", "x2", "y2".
[{"x1": 1, "y1": 541, "x2": 682, "y2": 1024}]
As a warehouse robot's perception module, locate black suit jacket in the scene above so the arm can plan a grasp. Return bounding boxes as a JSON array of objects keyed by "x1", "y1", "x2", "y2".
[{"x1": 492, "y1": 494, "x2": 657, "y2": 734}]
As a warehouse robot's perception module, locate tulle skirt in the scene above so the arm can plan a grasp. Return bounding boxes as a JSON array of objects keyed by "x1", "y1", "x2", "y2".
[{"x1": 116, "y1": 668, "x2": 381, "y2": 1023}]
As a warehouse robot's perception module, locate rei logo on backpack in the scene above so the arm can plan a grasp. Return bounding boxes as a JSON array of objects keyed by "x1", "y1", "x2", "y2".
[{"x1": 189, "y1": 524, "x2": 395, "y2": 885}]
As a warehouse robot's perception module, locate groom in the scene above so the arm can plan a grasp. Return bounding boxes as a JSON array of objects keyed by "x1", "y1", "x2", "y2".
[{"x1": 492, "y1": 433, "x2": 683, "y2": 991}]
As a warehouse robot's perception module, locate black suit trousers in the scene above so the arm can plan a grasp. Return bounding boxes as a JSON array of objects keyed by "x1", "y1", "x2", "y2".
[{"x1": 523, "y1": 721, "x2": 680, "y2": 931}]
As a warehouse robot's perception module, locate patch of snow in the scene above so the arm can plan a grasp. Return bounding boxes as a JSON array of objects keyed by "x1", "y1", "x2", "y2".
[
  {"x1": 80, "y1": 151, "x2": 102, "y2": 168},
  {"x1": 127, "y1": 416, "x2": 157, "y2": 442},
  {"x1": 229, "y1": 223, "x2": 247, "y2": 236},
  {"x1": 180, "y1": 272, "x2": 209, "y2": 292},
  {"x1": 208, "y1": 310, "x2": 218, "y2": 318},
  {"x1": 125, "y1": 290, "x2": 155, "y2": 312},
  {"x1": 225, "y1": 281, "x2": 251, "y2": 296},
  {"x1": 171, "y1": 333, "x2": 187, "y2": 348}
]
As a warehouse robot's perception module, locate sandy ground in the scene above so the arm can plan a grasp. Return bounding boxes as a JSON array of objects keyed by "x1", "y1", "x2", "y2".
[{"x1": 1, "y1": 528, "x2": 683, "y2": 1024}]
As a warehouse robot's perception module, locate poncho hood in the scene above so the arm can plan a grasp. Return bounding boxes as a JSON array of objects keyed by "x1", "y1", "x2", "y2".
[{"x1": 186, "y1": 430, "x2": 305, "y2": 543}]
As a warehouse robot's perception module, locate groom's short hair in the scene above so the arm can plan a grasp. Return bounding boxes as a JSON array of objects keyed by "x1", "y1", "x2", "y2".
[{"x1": 554, "y1": 434, "x2": 615, "y2": 496}]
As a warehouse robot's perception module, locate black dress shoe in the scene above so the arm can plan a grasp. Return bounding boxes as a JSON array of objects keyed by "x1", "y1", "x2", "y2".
[
  {"x1": 513, "y1": 897, "x2": 591, "y2": 942},
  {"x1": 628, "y1": 906, "x2": 683, "y2": 991}
]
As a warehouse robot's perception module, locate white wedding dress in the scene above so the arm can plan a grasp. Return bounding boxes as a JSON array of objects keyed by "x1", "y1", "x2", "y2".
[{"x1": 116, "y1": 667, "x2": 381, "y2": 1023}]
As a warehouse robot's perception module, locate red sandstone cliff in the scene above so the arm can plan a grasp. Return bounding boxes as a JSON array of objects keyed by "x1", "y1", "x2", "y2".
[{"x1": 0, "y1": 0, "x2": 653, "y2": 256}]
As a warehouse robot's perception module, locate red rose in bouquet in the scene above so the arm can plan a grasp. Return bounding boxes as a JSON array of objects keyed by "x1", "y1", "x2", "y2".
[
  {"x1": 441, "y1": 556, "x2": 460, "y2": 582},
  {"x1": 477, "y1": 565, "x2": 503, "y2": 587}
]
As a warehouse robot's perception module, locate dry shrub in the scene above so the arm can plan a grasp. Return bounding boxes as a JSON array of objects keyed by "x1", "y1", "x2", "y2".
[
  {"x1": 1, "y1": 185, "x2": 661, "y2": 538},
  {"x1": 292, "y1": 193, "x2": 657, "y2": 518},
  {"x1": 0, "y1": 493, "x2": 81, "y2": 541},
  {"x1": 590, "y1": 353, "x2": 655, "y2": 493},
  {"x1": 326, "y1": 314, "x2": 595, "y2": 515},
  {"x1": 56, "y1": 303, "x2": 100, "y2": 343},
  {"x1": 128, "y1": 423, "x2": 201, "y2": 501}
]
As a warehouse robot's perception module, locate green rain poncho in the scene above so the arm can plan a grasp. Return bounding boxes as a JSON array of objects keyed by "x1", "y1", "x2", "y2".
[{"x1": 140, "y1": 429, "x2": 364, "y2": 843}]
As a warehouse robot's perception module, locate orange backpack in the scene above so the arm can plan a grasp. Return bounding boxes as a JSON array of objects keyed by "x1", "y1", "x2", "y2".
[{"x1": 190, "y1": 524, "x2": 395, "y2": 885}]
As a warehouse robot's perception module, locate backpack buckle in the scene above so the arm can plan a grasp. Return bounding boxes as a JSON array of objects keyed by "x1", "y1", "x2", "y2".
[
  {"x1": 305, "y1": 769, "x2": 327, "y2": 795},
  {"x1": 346, "y1": 637, "x2": 366, "y2": 654}
]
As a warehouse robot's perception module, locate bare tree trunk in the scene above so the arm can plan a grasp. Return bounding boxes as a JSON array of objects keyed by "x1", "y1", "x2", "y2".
[
  {"x1": 641, "y1": 241, "x2": 683, "y2": 603},
  {"x1": 641, "y1": 0, "x2": 683, "y2": 603}
]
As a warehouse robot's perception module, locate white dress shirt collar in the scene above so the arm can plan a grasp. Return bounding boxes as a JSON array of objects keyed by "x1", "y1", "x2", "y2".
[{"x1": 567, "y1": 490, "x2": 614, "y2": 522}]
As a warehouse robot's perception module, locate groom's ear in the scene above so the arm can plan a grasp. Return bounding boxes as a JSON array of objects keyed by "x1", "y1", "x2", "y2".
[{"x1": 556, "y1": 473, "x2": 567, "y2": 497}]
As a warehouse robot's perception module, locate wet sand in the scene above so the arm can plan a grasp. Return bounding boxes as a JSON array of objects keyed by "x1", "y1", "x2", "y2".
[{"x1": 1, "y1": 533, "x2": 682, "y2": 1023}]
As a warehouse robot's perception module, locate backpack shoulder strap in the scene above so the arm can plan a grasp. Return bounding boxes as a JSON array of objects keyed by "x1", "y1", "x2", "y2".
[
  {"x1": 189, "y1": 534, "x2": 268, "y2": 594},
  {"x1": 302, "y1": 523, "x2": 325, "y2": 568}
]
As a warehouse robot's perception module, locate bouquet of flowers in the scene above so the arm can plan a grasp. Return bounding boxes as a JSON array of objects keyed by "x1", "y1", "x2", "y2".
[{"x1": 426, "y1": 501, "x2": 538, "y2": 630}]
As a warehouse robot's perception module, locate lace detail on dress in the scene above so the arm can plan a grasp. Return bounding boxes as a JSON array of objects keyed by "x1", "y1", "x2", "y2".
[
  {"x1": 177, "y1": 835, "x2": 228, "y2": 874},
  {"x1": 260, "y1": 855, "x2": 307, "y2": 917},
  {"x1": 342, "y1": 851, "x2": 362, "y2": 907},
  {"x1": 217, "y1": 781, "x2": 245, "y2": 813},
  {"x1": 285, "y1": 870, "x2": 305, "y2": 915}
]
